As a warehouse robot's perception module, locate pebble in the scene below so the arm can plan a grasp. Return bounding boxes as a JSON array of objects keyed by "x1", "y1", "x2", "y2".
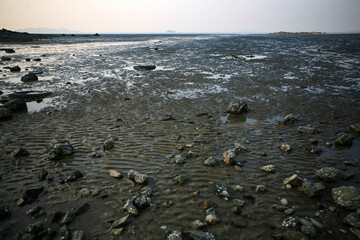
[
  {"x1": 204, "y1": 156, "x2": 218, "y2": 166},
  {"x1": 280, "y1": 143, "x2": 292, "y2": 152},
  {"x1": 222, "y1": 149, "x2": 236, "y2": 165},
  {"x1": 90, "y1": 151, "x2": 102, "y2": 158},
  {"x1": 109, "y1": 170, "x2": 122, "y2": 178},
  {"x1": 103, "y1": 138, "x2": 115, "y2": 150},
  {"x1": 175, "y1": 175, "x2": 189, "y2": 185},
  {"x1": 255, "y1": 185, "x2": 266, "y2": 193},
  {"x1": 174, "y1": 154, "x2": 185, "y2": 164},
  {"x1": 232, "y1": 185, "x2": 245, "y2": 192},
  {"x1": 191, "y1": 220, "x2": 207, "y2": 229},
  {"x1": 205, "y1": 214, "x2": 221, "y2": 225},
  {"x1": 284, "y1": 208, "x2": 294, "y2": 215},
  {"x1": 281, "y1": 198, "x2": 289, "y2": 206},
  {"x1": 260, "y1": 164, "x2": 275, "y2": 173},
  {"x1": 79, "y1": 188, "x2": 90, "y2": 197},
  {"x1": 112, "y1": 214, "x2": 134, "y2": 228},
  {"x1": 168, "y1": 231, "x2": 182, "y2": 240},
  {"x1": 128, "y1": 169, "x2": 148, "y2": 184},
  {"x1": 234, "y1": 166, "x2": 242, "y2": 172}
]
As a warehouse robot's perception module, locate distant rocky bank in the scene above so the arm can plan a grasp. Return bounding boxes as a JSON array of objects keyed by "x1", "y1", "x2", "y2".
[
  {"x1": 267, "y1": 31, "x2": 325, "y2": 36},
  {"x1": 0, "y1": 28, "x2": 55, "y2": 43}
]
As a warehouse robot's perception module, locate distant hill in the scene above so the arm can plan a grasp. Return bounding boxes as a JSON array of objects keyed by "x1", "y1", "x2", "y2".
[
  {"x1": 16, "y1": 28, "x2": 82, "y2": 34},
  {"x1": 165, "y1": 30, "x2": 176, "y2": 33}
]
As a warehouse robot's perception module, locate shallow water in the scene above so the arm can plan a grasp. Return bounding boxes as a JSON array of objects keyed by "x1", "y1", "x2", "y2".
[{"x1": 0, "y1": 34, "x2": 360, "y2": 239}]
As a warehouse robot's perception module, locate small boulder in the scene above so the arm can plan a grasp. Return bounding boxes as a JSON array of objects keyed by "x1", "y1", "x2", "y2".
[
  {"x1": 21, "y1": 73, "x2": 38, "y2": 82},
  {"x1": 343, "y1": 212, "x2": 360, "y2": 227},
  {"x1": 332, "y1": 186, "x2": 360, "y2": 210},
  {"x1": 174, "y1": 154, "x2": 185, "y2": 164},
  {"x1": 1, "y1": 56, "x2": 11, "y2": 61},
  {"x1": 123, "y1": 199, "x2": 138, "y2": 215},
  {"x1": 280, "y1": 143, "x2": 292, "y2": 152},
  {"x1": 175, "y1": 174, "x2": 189, "y2": 185},
  {"x1": 205, "y1": 214, "x2": 221, "y2": 225},
  {"x1": 133, "y1": 65, "x2": 156, "y2": 71},
  {"x1": 204, "y1": 156, "x2": 218, "y2": 166},
  {"x1": 112, "y1": 214, "x2": 135, "y2": 228},
  {"x1": 187, "y1": 230, "x2": 216, "y2": 240},
  {"x1": 315, "y1": 167, "x2": 338, "y2": 181},
  {"x1": 222, "y1": 149, "x2": 236, "y2": 165},
  {"x1": 10, "y1": 66, "x2": 21, "y2": 72},
  {"x1": 350, "y1": 124, "x2": 360, "y2": 132},
  {"x1": 27, "y1": 222, "x2": 44, "y2": 235},
  {"x1": 49, "y1": 141, "x2": 74, "y2": 160},
  {"x1": 260, "y1": 164, "x2": 275, "y2": 173},
  {"x1": 11, "y1": 147, "x2": 30, "y2": 157},
  {"x1": 103, "y1": 138, "x2": 114, "y2": 150},
  {"x1": 109, "y1": 170, "x2": 122, "y2": 178},
  {"x1": 4, "y1": 99, "x2": 27, "y2": 112},
  {"x1": 300, "y1": 178, "x2": 325, "y2": 197},
  {"x1": 128, "y1": 169, "x2": 148, "y2": 184},
  {"x1": 297, "y1": 126, "x2": 318, "y2": 134},
  {"x1": 335, "y1": 134, "x2": 353, "y2": 146},
  {"x1": 283, "y1": 114, "x2": 297, "y2": 124},
  {"x1": 0, "y1": 108, "x2": 12, "y2": 120},
  {"x1": 283, "y1": 174, "x2": 303, "y2": 188},
  {"x1": 66, "y1": 170, "x2": 83, "y2": 182},
  {"x1": 227, "y1": 101, "x2": 248, "y2": 114}
]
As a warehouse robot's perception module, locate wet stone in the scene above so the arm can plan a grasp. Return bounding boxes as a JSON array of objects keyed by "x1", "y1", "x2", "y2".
[
  {"x1": 21, "y1": 73, "x2": 38, "y2": 82},
  {"x1": 280, "y1": 143, "x2": 292, "y2": 152},
  {"x1": 124, "y1": 199, "x2": 138, "y2": 215},
  {"x1": 186, "y1": 151, "x2": 199, "y2": 158},
  {"x1": 4, "y1": 99, "x2": 27, "y2": 112},
  {"x1": 215, "y1": 184, "x2": 230, "y2": 200},
  {"x1": 187, "y1": 230, "x2": 216, "y2": 240},
  {"x1": 10, "y1": 66, "x2": 21, "y2": 72},
  {"x1": 103, "y1": 138, "x2": 114, "y2": 150},
  {"x1": 60, "y1": 210, "x2": 76, "y2": 225},
  {"x1": 27, "y1": 222, "x2": 44, "y2": 235},
  {"x1": 335, "y1": 133, "x2": 353, "y2": 146},
  {"x1": 175, "y1": 174, "x2": 189, "y2": 185},
  {"x1": 59, "y1": 225, "x2": 71, "y2": 240},
  {"x1": 11, "y1": 147, "x2": 30, "y2": 157},
  {"x1": 227, "y1": 101, "x2": 248, "y2": 114},
  {"x1": 72, "y1": 230, "x2": 85, "y2": 240},
  {"x1": 66, "y1": 170, "x2": 83, "y2": 182},
  {"x1": 234, "y1": 142, "x2": 247, "y2": 152},
  {"x1": 281, "y1": 216, "x2": 298, "y2": 228},
  {"x1": 89, "y1": 151, "x2": 102, "y2": 158},
  {"x1": 79, "y1": 188, "x2": 90, "y2": 197},
  {"x1": 283, "y1": 113, "x2": 297, "y2": 125},
  {"x1": 75, "y1": 203, "x2": 90, "y2": 216},
  {"x1": 315, "y1": 167, "x2": 338, "y2": 181},
  {"x1": 168, "y1": 231, "x2": 182, "y2": 240},
  {"x1": 205, "y1": 214, "x2": 221, "y2": 225},
  {"x1": 113, "y1": 228, "x2": 124, "y2": 236},
  {"x1": 204, "y1": 156, "x2": 218, "y2": 166},
  {"x1": 299, "y1": 219, "x2": 317, "y2": 238},
  {"x1": 37, "y1": 169, "x2": 48, "y2": 180},
  {"x1": 112, "y1": 214, "x2": 134, "y2": 228},
  {"x1": 332, "y1": 186, "x2": 360, "y2": 210},
  {"x1": 222, "y1": 149, "x2": 236, "y2": 165},
  {"x1": 350, "y1": 123, "x2": 360, "y2": 132},
  {"x1": 174, "y1": 154, "x2": 185, "y2": 164},
  {"x1": 26, "y1": 206, "x2": 42, "y2": 217},
  {"x1": 301, "y1": 178, "x2": 325, "y2": 197},
  {"x1": 306, "y1": 144, "x2": 322, "y2": 154},
  {"x1": 128, "y1": 169, "x2": 148, "y2": 184},
  {"x1": 109, "y1": 170, "x2": 122, "y2": 178},
  {"x1": 141, "y1": 186, "x2": 152, "y2": 196},
  {"x1": 134, "y1": 195, "x2": 151, "y2": 209},
  {"x1": 285, "y1": 208, "x2": 294, "y2": 215},
  {"x1": 191, "y1": 220, "x2": 207, "y2": 229},
  {"x1": 297, "y1": 126, "x2": 318, "y2": 134},
  {"x1": 260, "y1": 164, "x2": 275, "y2": 173},
  {"x1": 343, "y1": 212, "x2": 360, "y2": 227},
  {"x1": 283, "y1": 174, "x2": 303, "y2": 188},
  {"x1": 206, "y1": 207, "x2": 216, "y2": 215},
  {"x1": 49, "y1": 141, "x2": 74, "y2": 160}
]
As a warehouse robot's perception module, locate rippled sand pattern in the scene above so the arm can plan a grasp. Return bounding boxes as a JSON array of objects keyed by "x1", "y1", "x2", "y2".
[{"x1": 0, "y1": 34, "x2": 360, "y2": 239}]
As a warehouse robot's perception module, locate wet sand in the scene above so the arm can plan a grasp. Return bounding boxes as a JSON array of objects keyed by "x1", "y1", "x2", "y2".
[{"x1": 0, "y1": 34, "x2": 360, "y2": 239}]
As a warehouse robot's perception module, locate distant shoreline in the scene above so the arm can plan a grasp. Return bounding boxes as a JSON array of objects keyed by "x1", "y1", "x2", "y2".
[
  {"x1": 0, "y1": 28, "x2": 57, "y2": 43},
  {"x1": 263, "y1": 31, "x2": 360, "y2": 36}
]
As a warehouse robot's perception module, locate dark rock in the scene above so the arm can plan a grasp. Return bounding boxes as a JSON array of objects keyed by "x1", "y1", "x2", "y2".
[
  {"x1": 168, "y1": 231, "x2": 182, "y2": 240},
  {"x1": 186, "y1": 151, "x2": 199, "y2": 158},
  {"x1": 299, "y1": 218, "x2": 317, "y2": 238},
  {"x1": 332, "y1": 186, "x2": 360, "y2": 210},
  {"x1": 111, "y1": 214, "x2": 134, "y2": 228},
  {"x1": 49, "y1": 141, "x2": 74, "y2": 160},
  {"x1": 75, "y1": 203, "x2": 90, "y2": 216},
  {"x1": 351, "y1": 124, "x2": 360, "y2": 132},
  {"x1": 281, "y1": 216, "x2": 298, "y2": 228},
  {"x1": 103, "y1": 138, "x2": 114, "y2": 150},
  {"x1": 23, "y1": 186, "x2": 44, "y2": 202},
  {"x1": 174, "y1": 154, "x2": 185, "y2": 164},
  {"x1": 50, "y1": 211, "x2": 64, "y2": 223},
  {"x1": 186, "y1": 230, "x2": 216, "y2": 240},
  {"x1": 283, "y1": 114, "x2": 296, "y2": 125},
  {"x1": 37, "y1": 169, "x2": 48, "y2": 180},
  {"x1": 4, "y1": 99, "x2": 27, "y2": 112},
  {"x1": 280, "y1": 143, "x2": 292, "y2": 152},
  {"x1": 306, "y1": 144, "x2": 322, "y2": 154},
  {"x1": 1, "y1": 56, "x2": 11, "y2": 61},
  {"x1": 133, "y1": 65, "x2": 156, "y2": 70},
  {"x1": 232, "y1": 217, "x2": 248, "y2": 228},
  {"x1": 33, "y1": 58, "x2": 41, "y2": 62},
  {"x1": 204, "y1": 156, "x2": 218, "y2": 166},
  {"x1": 25, "y1": 58, "x2": 31, "y2": 61},
  {"x1": 124, "y1": 199, "x2": 138, "y2": 215},
  {"x1": 26, "y1": 206, "x2": 42, "y2": 217},
  {"x1": 227, "y1": 101, "x2": 248, "y2": 114},
  {"x1": 0, "y1": 206, "x2": 11, "y2": 219},
  {"x1": 343, "y1": 212, "x2": 360, "y2": 227},
  {"x1": 27, "y1": 222, "x2": 44, "y2": 235},
  {"x1": 335, "y1": 134, "x2": 353, "y2": 146},
  {"x1": 175, "y1": 174, "x2": 189, "y2": 185},
  {"x1": 301, "y1": 178, "x2": 325, "y2": 197},
  {"x1": 0, "y1": 108, "x2": 12, "y2": 120},
  {"x1": 134, "y1": 195, "x2": 151, "y2": 209},
  {"x1": 8, "y1": 90, "x2": 51, "y2": 100},
  {"x1": 21, "y1": 73, "x2": 38, "y2": 82},
  {"x1": 283, "y1": 174, "x2": 303, "y2": 188},
  {"x1": 297, "y1": 126, "x2": 318, "y2": 134},
  {"x1": 283, "y1": 230, "x2": 309, "y2": 240},
  {"x1": 315, "y1": 167, "x2": 338, "y2": 181},
  {"x1": 59, "y1": 225, "x2": 71, "y2": 240},
  {"x1": 215, "y1": 184, "x2": 230, "y2": 200},
  {"x1": 5, "y1": 49, "x2": 15, "y2": 53},
  {"x1": 60, "y1": 210, "x2": 76, "y2": 225},
  {"x1": 141, "y1": 186, "x2": 153, "y2": 196},
  {"x1": 11, "y1": 147, "x2": 30, "y2": 157},
  {"x1": 128, "y1": 169, "x2": 148, "y2": 184},
  {"x1": 66, "y1": 170, "x2": 83, "y2": 182},
  {"x1": 10, "y1": 66, "x2": 21, "y2": 72}
]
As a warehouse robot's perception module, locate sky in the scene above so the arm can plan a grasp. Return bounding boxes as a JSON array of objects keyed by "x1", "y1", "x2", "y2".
[{"x1": 1, "y1": 0, "x2": 360, "y2": 33}]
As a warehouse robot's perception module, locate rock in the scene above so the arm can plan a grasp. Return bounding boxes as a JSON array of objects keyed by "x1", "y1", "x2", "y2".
[
  {"x1": 79, "y1": 188, "x2": 90, "y2": 197},
  {"x1": 301, "y1": 178, "x2": 325, "y2": 197},
  {"x1": 25, "y1": 58, "x2": 31, "y2": 61},
  {"x1": 343, "y1": 212, "x2": 360, "y2": 227},
  {"x1": 1, "y1": 56, "x2": 11, "y2": 61},
  {"x1": 5, "y1": 49, "x2": 15, "y2": 53},
  {"x1": 103, "y1": 138, "x2": 114, "y2": 150},
  {"x1": 315, "y1": 167, "x2": 338, "y2": 181},
  {"x1": 49, "y1": 141, "x2": 74, "y2": 160},
  {"x1": 351, "y1": 124, "x2": 360, "y2": 132},
  {"x1": 26, "y1": 206, "x2": 42, "y2": 217},
  {"x1": 186, "y1": 151, "x2": 199, "y2": 158},
  {"x1": 234, "y1": 142, "x2": 247, "y2": 152},
  {"x1": 89, "y1": 151, "x2": 102, "y2": 158},
  {"x1": 284, "y1": 208, "x2": 294, "y2": 215},
  {"x1": 350, "y1": 228, "x2": 360, "y2": 239},
  {"x1": 128, "y1": 169, "x2": 148, "y2": 184},
  {"x1": 283, "y1": 174, "x2": 303, "y2": 188},
  {"x1": 255, "y1": 185, "x2": 266, "y2": 193},
  {"x1": 11, "y1": 147, "x2": 30, "y2": 157},
  {"x1": 75, "y1": 203, "x2": 90, "y2": 216},
  {"x1": 66, "y1": 170, "x2": 83, "y2": 182},
  {"x1": 205, "y1": 214, "x2": 221, "y2": 225},
  {"x1": 112, "y1": 214, "x2": 134, "y2": 228},
  {"x1": 309, "y1": 218, "x2": 323, "y2": 229},
  {"x1": 112, "y1": 228, "x2": 124, "y2": 236},
  {"x1": 175, "y1": 174, "x2": 189, "y2": 185},
  {"x1": 10, "y1": 66, "x2": 21, "y2": 72},
  {"x1": 215, "y1": 184, "x2": 230, "y2": 200},
  {"x1": 187, "y1": 230, "x2": 216, "y2": 240},
  {"x1": 174, "y1": 154, "x2": 185, "y2": 164},
  {"x1": 176, "y1": 145, "x2": 185, "y2": 151},
  {"x1": 280, "y1": 143, "x2": 292, "y2": 152},
  {"x1": 134, "y1": 195, "x2": 151, "y2": 209},
  {"x1": 281, "y1": 216, "x2": 298, "y2": 228},
  {"x1": 231, "y1": 206, "x2": 242, "y2": 215},
  {"x1": 109, "y1": 170, "x2": 122, "y2": 178},
  {"x1": 234, "y1": 166, "x2": 242, "y2": 172},
  {"x1": 204, "y1": 156, "x2": 218, "y2": 166},
  {"x1": 332, "y1": 186, "x2": 360, "y2": 210},
  {"x1": 335, "y1": 134, "x2": 353, "y2": 146},
  {"x1": 297, "y1": 126, "x2": 318, "y2": 134},
  {"x1": 134, "y1": 65, "x2": 156, "y2": 70},
  {"x1": 306, "y1": 144, "x2": 322, "y2": 154},
  {"x1": 191, "y1": 220, "x2": 207, "y2": 229},
  {"x1": 0, "y1": 206, "x2": 11, "y2": 219},
  {"x1": 222, "y1": 149, "x2": 236, "y2": 165},
  {"x1": 4, "y1": 99, "x2": 27, "y2": 112},
  {"x1": 0, "y1": 108, "x2": 12, "y2": 120},
  {"x1": 33, "y1": 58, "x2": 41, "y2": 61},
  {"x1": 227, "y1": 101, "x2": 248, "y2": 114},
  {"x1": 281, "y1": 198, "x2": 289, "y2": 206},
  {"x1": 260, "y1": 164, "x2": 275, "y2": 173},
  {"x1": 206, "y1": 207, "x2": 216, "y2": 215},
  {"x1": 23, "y1": 186, "x2": 44, "y2": 202},
  {"x1": 225, "y1": 55, "x2": 238, "y2": 59},
  {"x1": 72, "y1": 230, "x2": 85, "y2": 240},
  {"x1": 232, "y1": 199, "x2": 245, "y2": 207},
  {"x1": 59, "y1": 225, "x2": 71, "y2": 240},
  {"x1": 232, "y1": 185, "x2": 245, "y2": 192},
  {"x1": 168, "y1": 231, "x2": 182, "y2": 240},
  {"x1": 283, "y1": 114, "x2": 296, "y2": 125},
  {"x1": 232, "y1": 217, "x2": 248, "y2": 228},
  {"x1": 60, "y1": 210, "x2": 76, "y2": 225},
  {"x1": 21, "y1": 73, "x2": 38, "y2": 82},
  {"x1": 27, "y1": 222, "x2": 44, "y2": 235},
  {"x1": 124, "y1": 199, "x2": 138, "y2": 215},
  {"x1": 141, "y1": 186, "x2": 153, "y2": 196},
  {"x1": 283, "y1": 230, "x2": 309, "y2": 240},
  {"x1": 37, "y1": 169, "x2": 48, "y2": 180},
  {"x1": 299, "y1": 218, "x2": 317, "y2": 238}
]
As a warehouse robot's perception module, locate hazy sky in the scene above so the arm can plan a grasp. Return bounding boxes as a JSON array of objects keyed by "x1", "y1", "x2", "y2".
[{"x1": 1, "y1": 0, "x2": 360, "y2": 33}]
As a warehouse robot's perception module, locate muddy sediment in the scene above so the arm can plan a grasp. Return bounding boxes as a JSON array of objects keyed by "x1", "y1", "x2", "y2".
[{"x1": 0, "y1": 34, "x2": 360, "y2": 239}]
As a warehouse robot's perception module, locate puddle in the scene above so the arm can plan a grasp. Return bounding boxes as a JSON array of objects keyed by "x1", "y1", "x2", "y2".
[
  {"x1": 26, "y1": 97, "x2": 56, "y2": 113},
  {"x1": 123, "y1": 66, "x2": 172, "y2": 71},
  {"x1": 265, "y1": 115, "x2": 284, "y2": 124}
]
